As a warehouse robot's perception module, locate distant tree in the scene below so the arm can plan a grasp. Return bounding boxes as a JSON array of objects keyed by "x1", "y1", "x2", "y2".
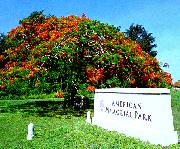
[
  {"x1": 174, "y1": 80, "x2": 180, "y2": 88},
  {"x1": 0, "y1": 33, "x2": 8, "y2": 68},
  {"x1": 125, "y1": 24, "x2": 157, "y2": 57},
  {"x1": 0, "y1": 33, "x2": 7, "y2": 54}
]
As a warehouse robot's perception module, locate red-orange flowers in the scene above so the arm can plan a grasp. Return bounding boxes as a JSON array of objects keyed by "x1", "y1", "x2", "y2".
[
  {"x1": 50, "y1": 30, "x2": 61, "y2": 41},
  {"x1": 55, "y1": 90, "x2": 64, "y2": 98},
  {"x1": 86, "y1": 67, "x2": 104, "y2": 84},
  {"x1": 0, "y1": 85, "x2": 5, "y2": 91},
  {"x1": 86, "y1": 86, "x2": 96, "y2": 92}
]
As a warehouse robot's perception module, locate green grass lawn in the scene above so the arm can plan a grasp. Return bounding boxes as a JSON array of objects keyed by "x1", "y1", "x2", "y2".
[
  {"x1": 0, "y1": 90, "x2": 179, "y2": 149},
  {"x1": 171, "y1": 89, "x2": 180, "y2": 132}
]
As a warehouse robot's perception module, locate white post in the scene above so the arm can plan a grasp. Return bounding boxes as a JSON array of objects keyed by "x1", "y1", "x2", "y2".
[
  {"x1": 86, "y1": 111, "x2": 91, "y2": 124},
  {"x1": 27, "y1": 123, "x2": 34, "y2": 140}
]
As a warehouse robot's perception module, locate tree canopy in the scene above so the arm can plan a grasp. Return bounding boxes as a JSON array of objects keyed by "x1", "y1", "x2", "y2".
[
  {"x1": 0, "y1": 11, "x2": 172, "y2": 99},
  {"x1": 125, "y1": 24, "x2": 157, "y2": 57}
]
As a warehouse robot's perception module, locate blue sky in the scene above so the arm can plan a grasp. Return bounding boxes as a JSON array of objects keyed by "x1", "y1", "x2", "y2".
[{"x1": 0, "y1": 0, "x2": 179, "y2": 82}]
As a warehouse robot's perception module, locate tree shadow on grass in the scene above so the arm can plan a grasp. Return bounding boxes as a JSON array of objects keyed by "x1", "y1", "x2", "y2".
[{"x1": 0, "y1": 99, "x2": 94, "y2": 117}]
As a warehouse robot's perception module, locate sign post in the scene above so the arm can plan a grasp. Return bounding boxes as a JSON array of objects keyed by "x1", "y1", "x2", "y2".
[
  {"x1": 92, "y1": 88, "x2": 178, "y2": 146},
  {"x1": 27, "y1": 123, "x2": 34, "y2": 140}
]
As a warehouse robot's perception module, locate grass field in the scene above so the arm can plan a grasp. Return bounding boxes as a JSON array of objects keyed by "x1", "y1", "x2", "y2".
[
  {"x1": 171, "y1": 89, "x2": 180, "y2": 132},
  {"x1": 0, "y1": 89, "x2": 179, "y2": 149}
]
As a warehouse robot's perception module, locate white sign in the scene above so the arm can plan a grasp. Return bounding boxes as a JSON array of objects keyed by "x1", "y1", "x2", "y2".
[{"x1": 92, "y1": 88, "x2": 178, "y2": 146}]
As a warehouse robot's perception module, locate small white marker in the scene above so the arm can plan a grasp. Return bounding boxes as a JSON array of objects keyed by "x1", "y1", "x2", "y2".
[
  {"x1": 27, "y1": 123, "x2": 34, "y2": 140},
  {"x1": 86, "y1": 111, "x2": 91, "y2": 124}
]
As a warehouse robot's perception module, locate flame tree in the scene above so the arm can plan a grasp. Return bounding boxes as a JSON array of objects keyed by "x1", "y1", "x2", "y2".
[{"x1": 0, "y1": 11, "x2": 172, "y2": 100}]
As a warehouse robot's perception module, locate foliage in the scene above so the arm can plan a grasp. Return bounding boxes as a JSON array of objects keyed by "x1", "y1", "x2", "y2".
[
  {"x1": 125, "y1": 24, "x2": 157, "y2": 57},
  {"x1": 0, "y1": 11, "x2": 172, "y2": 100},
  {"x1": 0, "y1": 33, "x2": 8, "y2": 53},
  {"x1": 0, "y1": 33, "x2": 9, "y2": 69}
]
